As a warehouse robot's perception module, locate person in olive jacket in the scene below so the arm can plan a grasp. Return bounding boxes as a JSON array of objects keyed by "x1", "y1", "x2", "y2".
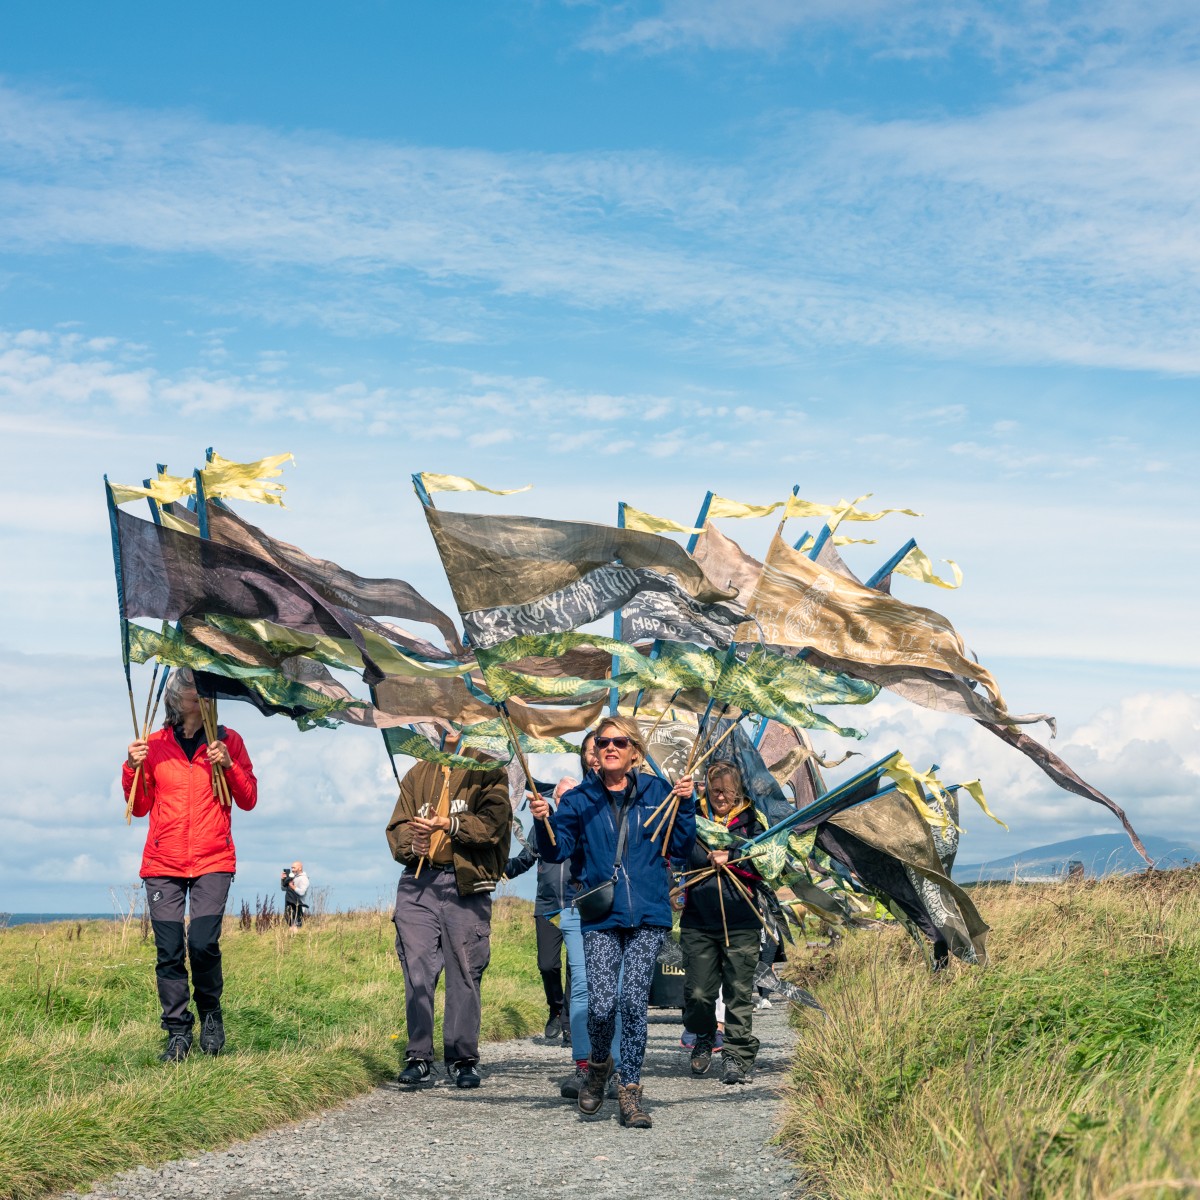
[
  {"x1": 386, "y1": 734, "x2": 511, "y2": 1090},
  {"x1": 123, "y1": 669, "x2": 258, "y2": 1063}
]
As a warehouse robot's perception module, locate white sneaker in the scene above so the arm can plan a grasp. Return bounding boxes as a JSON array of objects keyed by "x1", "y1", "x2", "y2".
[{"x1": 753, "y1": 995, "x2": 772, "y2": 1011}]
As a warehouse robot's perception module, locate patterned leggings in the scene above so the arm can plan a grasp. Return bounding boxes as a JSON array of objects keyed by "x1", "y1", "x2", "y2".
[{"x1": 583, "y1": 925, "x2": 666, "y2": 1085}]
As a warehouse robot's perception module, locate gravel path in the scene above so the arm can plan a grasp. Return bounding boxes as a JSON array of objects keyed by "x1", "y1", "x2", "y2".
[{"x1": 67, "y1": 1006, "x2": 802, "y2": 1200}]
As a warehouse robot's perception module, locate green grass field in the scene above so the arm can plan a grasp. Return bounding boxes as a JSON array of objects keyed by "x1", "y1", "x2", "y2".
[
  {"x1": 0, "y1": 898, "x2": 543, "y2": 1200},
  {"x1": 782, "y1": 869, "x2": 1200, "y2": 1200}
]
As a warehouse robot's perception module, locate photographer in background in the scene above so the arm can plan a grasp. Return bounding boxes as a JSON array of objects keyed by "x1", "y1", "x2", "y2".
[{"x1": 282, "y1": 861, "x2": 310, "y2": 931}]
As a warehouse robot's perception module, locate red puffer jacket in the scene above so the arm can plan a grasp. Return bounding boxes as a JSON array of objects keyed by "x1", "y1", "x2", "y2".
[{"x1": 121, "y1": 725, "x2": 258, "y2": 878}]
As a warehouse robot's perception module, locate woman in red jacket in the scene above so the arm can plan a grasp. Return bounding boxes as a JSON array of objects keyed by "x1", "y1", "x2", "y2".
[{"x1": 123, "y1": 668, "x2": 258, "y2": 1062}]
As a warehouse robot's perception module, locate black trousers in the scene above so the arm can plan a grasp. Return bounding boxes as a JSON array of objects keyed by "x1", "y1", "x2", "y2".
[
  {"x1": 535, "y1": 914, "x2": 565, "y2": 1016},
  {"x1": 144, "y1": 873, "x2": 232, "y2": 1032}
]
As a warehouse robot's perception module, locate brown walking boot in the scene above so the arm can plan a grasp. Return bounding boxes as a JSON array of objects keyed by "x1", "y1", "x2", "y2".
[
  {"x1": 577, "y1": 1054, "x2": 613, "y2": 1116},
  {"x1": 616, "y1": 1081, "x2": 652, "y2": 1129}
]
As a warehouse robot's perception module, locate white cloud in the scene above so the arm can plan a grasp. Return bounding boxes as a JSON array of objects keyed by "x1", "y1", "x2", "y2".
[
  {"x1": 578, "y1": 0, "x2": 1199, "y2": 65},
  {"x1": 809, "y1": 690, "x2": 1200, "y2": 864},
  {"x1": 1, "y1": 77, "x2": 1199, "y2": 371}
]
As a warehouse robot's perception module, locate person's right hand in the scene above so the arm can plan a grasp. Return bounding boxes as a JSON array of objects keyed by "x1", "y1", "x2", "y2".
[
  {"x1": 126, "y1": 739, "x2": 149, "y2": 769},
  {"x1": 529, "y1": 793, "x2": 551, "y2": 821},
  {"x1": 412, "y1": 831, "x2": 431, "y2": 855}
]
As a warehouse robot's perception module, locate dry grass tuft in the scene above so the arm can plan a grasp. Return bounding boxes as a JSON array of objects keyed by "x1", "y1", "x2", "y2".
[
  {"x1": 0, "y1": 899, "x2": 542, "y2": 1200},
  {"x1": 782, "y1": 869, "x2": 1200, "y2": 1200}
]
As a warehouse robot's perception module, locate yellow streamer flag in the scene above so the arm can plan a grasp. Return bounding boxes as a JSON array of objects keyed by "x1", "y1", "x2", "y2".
[
  {"x1": 707, "y1": 495, "x2": 786, "y2": 520},
  {"x1": 621, "y1": 503, "x2": 701, "y2": 536},
  {"x1": 958, "y1": 779, "x2": 1007, "y2": 829},
  {"x1": 795, "y1": 533, "x2": 877, "y2": 552},
  {"x1": 110, "y1": 454, "x2": 294, "y2": 508},
  {"x1": 785, "y1": 492, "x2": 923, "y2": 530},
  {"x1": 706, "y1": 492, "x2": 922, "y2": 529},
  {"x1": 882, "y1": 753, "x2": 954, "y2": 829},
  {"x1": 107, "y1": 473, "x2": 196, "y2": 507},
  {"x1": 894, "y1": 546, "x2": 962, "y2": 590},
  {"x1": 202, "y1": 452, "x2": 294, "y2": 507},
  {"x1": 420, "y1": 473, "x2": 531, "y2": 496}
]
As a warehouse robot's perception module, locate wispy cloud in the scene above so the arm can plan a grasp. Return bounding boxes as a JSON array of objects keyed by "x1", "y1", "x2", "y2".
[
  {"x1": 1, "y1": 78, "x2": 1199, "y2": 372},
  {"x1": 578, "y1": 0, "x2": 1199, "y2": 67}
]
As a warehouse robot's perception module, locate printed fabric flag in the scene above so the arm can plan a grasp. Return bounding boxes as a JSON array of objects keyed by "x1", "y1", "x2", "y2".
[
  {"x1": 742, "y1": 533, "x2": 1007, "y2": 710},
  {"x1": 710, "y1": 646, "x2": 878, "y2": 739},
  {"x1": 423, "y1": 507, "x2": 737, "y2": 650},
  {"x1": 112, "y1": 504, "x2": 388, "y2": 684},
  {"x1": 188, "y1": 614, "x2": 471, "y2": 680},
  {"x1": 820, "y1": 786, "x2": 990, "y2": 964},
  {"x1": 982, "y1": 722, "x2": 1152, "y2": 866},
  {"x1": 168, "y1": 503, "x2": 464, "y2": 657},
  {"x1": 127, "y1": 623, "x2": 365, "y2": 729}
]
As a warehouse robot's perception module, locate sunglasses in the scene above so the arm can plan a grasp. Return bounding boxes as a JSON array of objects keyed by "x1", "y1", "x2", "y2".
[{"x1": 594, "y1": 736, "x2": 632, "y2": 750}]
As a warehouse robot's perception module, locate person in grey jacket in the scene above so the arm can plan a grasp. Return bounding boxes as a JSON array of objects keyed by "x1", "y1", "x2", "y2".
[{"x1": 503, "y1": 775, "x2": 578, "y2": 1042}]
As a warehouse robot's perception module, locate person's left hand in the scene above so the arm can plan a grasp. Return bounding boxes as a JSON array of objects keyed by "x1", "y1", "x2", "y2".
[
  {"x1": 412, "y1": 814, "x2": 450, "y2": 836},
  {"x1": 207, "y1": 741, "x2": 232, "y2": 769},
  {"x1": 671, "y1": 777, "x2": 695, "y2": 800}
]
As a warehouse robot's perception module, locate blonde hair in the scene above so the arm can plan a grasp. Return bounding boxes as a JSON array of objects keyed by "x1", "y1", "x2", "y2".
[
  {"x1": 594, "y1": 715, "x2": 647, "y2": 768},
  {"x1": 706, "y1": 761, "x2": 743, "y2": 793}
]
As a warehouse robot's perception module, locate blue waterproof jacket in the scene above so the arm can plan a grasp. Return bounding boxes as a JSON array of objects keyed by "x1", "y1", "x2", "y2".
[{"x1": 533, "y1": 770, "x2": 696, "y2": 932}]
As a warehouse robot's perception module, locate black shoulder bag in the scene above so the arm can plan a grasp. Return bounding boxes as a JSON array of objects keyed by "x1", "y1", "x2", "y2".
[{"x1": 573, "y1": 782, "x2": 632, "y2": 923}]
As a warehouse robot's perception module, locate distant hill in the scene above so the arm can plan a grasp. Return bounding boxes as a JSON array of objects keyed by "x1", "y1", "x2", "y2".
[{"x1": 957, "y1": 833, "x2": 1198, "y2": 883}]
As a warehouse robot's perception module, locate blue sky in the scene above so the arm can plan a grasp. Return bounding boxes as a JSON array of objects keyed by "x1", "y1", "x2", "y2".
[{"x1": 1, "y1": 1, "x2": 1197, "y2": 913}]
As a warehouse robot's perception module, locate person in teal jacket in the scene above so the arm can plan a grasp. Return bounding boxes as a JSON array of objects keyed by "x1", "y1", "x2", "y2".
[{"x1": 532, "y1": 715, "x2": 694, "y2": 1129}]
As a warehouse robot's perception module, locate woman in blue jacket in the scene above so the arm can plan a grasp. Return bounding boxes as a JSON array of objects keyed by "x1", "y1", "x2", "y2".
[{"x1": 531, "y1": 715, "x2": 695, "y2": 1129}]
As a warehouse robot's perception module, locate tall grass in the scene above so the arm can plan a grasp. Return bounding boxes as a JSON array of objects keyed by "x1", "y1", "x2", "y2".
[
  {"x1": 782, "y1": 870, "x2": 1200, "y2": 1200},
  {"x1": 0, "y1": 898, "x2": 543, "y2": 1200}
]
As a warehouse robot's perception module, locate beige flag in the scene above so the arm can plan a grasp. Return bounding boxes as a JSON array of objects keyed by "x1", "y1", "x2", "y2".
[
  {"x1": 740, "y1": 534, "x2": 1007, "y2": 709},
  {"x1": 691, "y1": 522, "x2": 763, "y2": 608}
]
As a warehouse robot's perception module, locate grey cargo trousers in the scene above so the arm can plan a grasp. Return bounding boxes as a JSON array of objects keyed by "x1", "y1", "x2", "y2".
[{"x1": 393, "y1": 866, "x2": 492, "y2": 1067}]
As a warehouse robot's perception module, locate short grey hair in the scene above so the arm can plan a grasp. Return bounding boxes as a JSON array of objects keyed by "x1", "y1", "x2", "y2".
[{"x1": 162, "y1": 668, "x2": 197, "y2": 729}]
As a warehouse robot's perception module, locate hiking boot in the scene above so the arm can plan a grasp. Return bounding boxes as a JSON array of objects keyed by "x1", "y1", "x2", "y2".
[
  {"x1": 721, "y1": 1054, "x2": 748, "y2": 1085},
  {"x1": 159, "y1": 1028, "x2": 192, "y2": 1063},
  {"x1": 690, "y1": 1036, "x2": 714, "y2": 1076},
  {"x1": 398, "y1": 1058, "x2": 433, "y2": 1087},
  {"x1": 453, "y1": 1060, "x2": 482, "y2": 1089},
  {"x1": 544, "y1": 1011, "x2": 563, "y2": 1041},
  {"x1": 577, "y1": 1054, "x2": 612, "y2": 1116},
  {"x1": 561, "y1": 1060, "x2": 588, "y2": 1099},
  {"x1": 616, "y1": 1081, "x2": 652, "y2": 1129},
  {"x1": 198, "y1": 1011, "x2": 225, "y2": 1056}
]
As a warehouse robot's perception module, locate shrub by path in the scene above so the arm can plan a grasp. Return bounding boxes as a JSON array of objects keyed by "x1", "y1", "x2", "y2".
[{"x1": 61, "y1": 1007, "x2": 802, "y2": 1200}]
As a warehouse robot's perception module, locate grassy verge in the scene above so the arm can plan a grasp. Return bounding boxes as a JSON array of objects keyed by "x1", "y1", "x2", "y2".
[
  {"x1": 0, "y1": 898, "x2": 542, "y2": 1200},
  {"x1": 782, "y1": 870, "x2": 1200, "y2": 1200}
]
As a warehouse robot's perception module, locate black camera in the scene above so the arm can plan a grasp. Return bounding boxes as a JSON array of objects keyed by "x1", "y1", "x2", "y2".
[{"x1": 282, "y1": 866, "x2": 294, "y2": 878}]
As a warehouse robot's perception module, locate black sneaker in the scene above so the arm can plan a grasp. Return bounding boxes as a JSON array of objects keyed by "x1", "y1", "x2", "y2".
[
  {"x1": 690, "y1": 1037, "x2": 714, "y2": 1076},
  {"x1": 543, "y1": 1012, "x2": 563, "y2": 1041},
  {"x1": 721, "y1": 1054, "x2": 749, "y2": 1085},
  {"x1": 453, "y1": 1060, "x2": 481, "y2": 1089},
  {"x1": 198, "y1": 1012, "x2": 225, "y2": 1056},
  {"x1": 398, "y1": 1059, "x2": 433, "y2": 1087},
  {"x1": 159, "y1": 1029, "x2": 193, "y2": 1063},
  {"x1": 560, "y1": 1061, "x2": 587, "y2": 1099}
]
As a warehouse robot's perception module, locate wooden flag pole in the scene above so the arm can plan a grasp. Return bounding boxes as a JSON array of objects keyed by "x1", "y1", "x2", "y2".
[
  {"x1": 416, "y1": 766, "x2": 452, "y2": 879},
  {"x1": 499, "y1": 710, "x2": 556, "y2": 846}
]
